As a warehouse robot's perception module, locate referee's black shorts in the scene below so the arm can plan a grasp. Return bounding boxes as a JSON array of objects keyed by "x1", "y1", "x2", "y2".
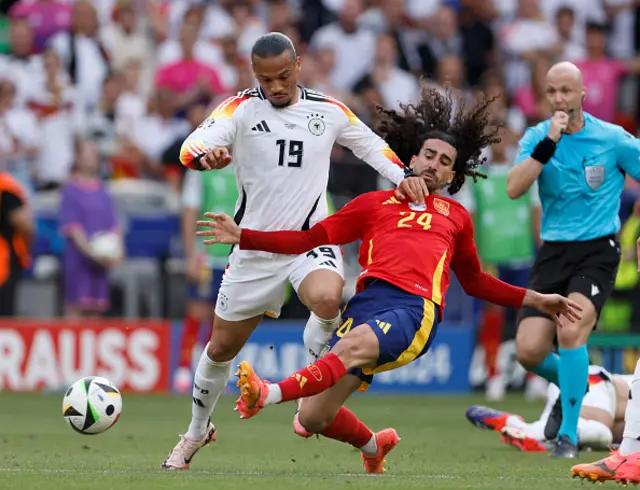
[{"x1": 519, "y1": 234, "x2": 621, "y2": 323}]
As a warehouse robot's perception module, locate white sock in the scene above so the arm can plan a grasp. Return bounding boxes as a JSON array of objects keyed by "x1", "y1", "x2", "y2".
[
  {"x1": 360, "y1": 434, "x2": 378, "y2": 456},
  {"x1": 264, "y1": 384, "x2": 282, "y2": 405},
  {"x1": 186, "y1": 344, "x2": 231, "y2": 441},
  {"x1": 506, "y1": 415, "x2": 527, "y2": 430},
  {"x1": 303, "y1": 312, "x2": 341, "y2": 364},
  {"x1": 578, "y1": 419, "x2": 613, "y2": 450},
  {"x1": 524, "y1": 421, "x2": 546, "y2": 441},
  {"x1": 620, "y1": 359, "x2": 640, "y2": 455}
]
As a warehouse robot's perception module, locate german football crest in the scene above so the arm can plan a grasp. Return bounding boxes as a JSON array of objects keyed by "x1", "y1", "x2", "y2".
[
  {"x1": 307, "y1": 113, "x2": 326, "y2": 136},
  {"x1": 433, "y1": 198, "x2": 450, "y2": 216}
]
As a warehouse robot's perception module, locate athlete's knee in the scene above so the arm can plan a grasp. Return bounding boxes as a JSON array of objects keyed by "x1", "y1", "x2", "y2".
[
  {"x1": 307, "y1": 287, "x2": 342, "y2": 319},
  {"x1": 556, "y1": 322, "x2": 591, "y2": 349},
  {"x1": 331, "y1": 325, "x2": 378, "y2": 369},
  {"x1": 298, "y1": 404, "x2": 337, "y2": 433},
  {"x1": 206, "y1": 341, "x2": 238, "y2": 363},
  {"x1": 206, "y1": 316, "x2": 257, "y2": 362},
  {"x1": 515, "y1": 318, "x2": 555, "y2": 369},
  {"x1": 515, "y1": 338, "x2": 549, "y2": 370}
]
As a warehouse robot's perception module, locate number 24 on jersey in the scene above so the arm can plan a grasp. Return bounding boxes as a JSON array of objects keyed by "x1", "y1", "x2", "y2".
[{"x1": 397, "y1": 212, "x2": 432, "y2": 230}]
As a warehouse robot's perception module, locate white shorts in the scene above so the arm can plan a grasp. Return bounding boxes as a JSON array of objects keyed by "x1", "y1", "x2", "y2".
[
  {"x1": 543, "y1": 366, "x2": 617, "y2": 421},
  {"x1": 214, "y1": 246, "x2": 344, "y2": 322}
]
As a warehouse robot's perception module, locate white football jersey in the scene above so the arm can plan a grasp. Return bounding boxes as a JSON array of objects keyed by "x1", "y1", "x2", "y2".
[{"x1": 180, "y1": 86, "x2": 406, "y2": 232}]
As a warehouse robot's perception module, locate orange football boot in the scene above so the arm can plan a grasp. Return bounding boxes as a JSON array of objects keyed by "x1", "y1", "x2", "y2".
[
  {"x1": 361, "y1": 428, "x2": 401, "y2": 474},
  {"x1": 615, "y1": 451, "x2": 640, "y2": 486},
  {"x1": 234, "y1": 361, "x2": 269, "y2": 419},
  {"x1": 571, "y1": 449, "x2": 627, "y2": 483}
]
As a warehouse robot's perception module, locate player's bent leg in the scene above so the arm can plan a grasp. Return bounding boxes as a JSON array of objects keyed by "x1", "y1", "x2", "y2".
[
  {"x1": 553, "y1": 292, "x2": 596, "y2": 457},
  {"x1": 296, "y1": 374, "x2": 362, "y2": 433},
  {"x1": 297, "y1": 268, "x2": 344, "y2": 321},
  {"x1": 296, "y1": 376, "x2": 400, "y2": 474},
  {"x1": 515, "y1": 316, "x2": 557, "y2": 379},
  {"x1": 235, "y1": 323, "x2": 380, "y2": 418},
  {"x1": 163, "y1": 313, "x2": 262, "y2": 470},
  {"x1": 297, "y1": 269, "x2": 344, "y2": 362}
]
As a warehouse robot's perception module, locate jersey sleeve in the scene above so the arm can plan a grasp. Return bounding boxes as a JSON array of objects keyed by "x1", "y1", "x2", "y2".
[
  {"x1": 179, "y1": 94, "x2": 250, "y2": 170},
  {"x1": 239, "y1": 193, "x2": 373, "y2": 254},
  {"x1": 450, "y1": 210, "x2": 527, "y2": 308},
  {"x1": 616, "y1": 129, "x2": 640, "y2": 180},
  {"x1": 332, "y1": 100, "x2": 406, "y2": 186},
  {"x1": 514, "y1": 126, "x2": 544, "y2": 165}
]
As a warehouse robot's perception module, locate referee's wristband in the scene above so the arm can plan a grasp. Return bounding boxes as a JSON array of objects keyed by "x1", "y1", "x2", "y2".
[{"x1": 531, "y1": 137, "x2": 557, "y2": 165}]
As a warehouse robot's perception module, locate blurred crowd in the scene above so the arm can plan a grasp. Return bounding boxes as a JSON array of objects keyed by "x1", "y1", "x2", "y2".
[
  {"x1": 1, "y1": 0, "x2": 640, "y2": 324},
  {"x1": 1, "y1": 0, "x2": 639, "y2": 195}
]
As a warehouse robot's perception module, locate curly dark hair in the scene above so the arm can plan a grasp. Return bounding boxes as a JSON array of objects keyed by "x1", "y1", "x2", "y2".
[{"x1": 374, "y1": 86, "x2": 502, "y2": 195}]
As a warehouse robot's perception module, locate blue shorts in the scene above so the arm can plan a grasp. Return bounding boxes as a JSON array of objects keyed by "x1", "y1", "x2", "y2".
[
  {"x1": 187, "y1": 268, "x2": 225, "y2": 303},
  {"x1": 325, "y1": 279, "x2": 440, "y2": 390}
]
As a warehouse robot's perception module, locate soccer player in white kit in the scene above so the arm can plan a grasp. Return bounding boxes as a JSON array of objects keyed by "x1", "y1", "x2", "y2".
[
  {"x1": 162, "y1": 32, "x2": 429, "y2": 470},
  {"x1": 467, "y1": 366, "x2": 632, "y2": 452},
  {"x1": 572, "y1": 360, "x2": 640, "y2": 483}
]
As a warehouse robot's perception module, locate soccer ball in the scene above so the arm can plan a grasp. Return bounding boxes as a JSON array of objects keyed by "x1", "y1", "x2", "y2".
[
  {"x1": 90, "y1": 231, "x2": 122, "y2": 260},
  {"x1": 62, "y1": 376, "x2": 122, "y2": 435}
]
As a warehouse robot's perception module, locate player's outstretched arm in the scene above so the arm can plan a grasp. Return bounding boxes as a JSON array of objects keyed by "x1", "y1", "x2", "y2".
[
  {"x1": 196, "y1": 212, "x2": 329, "y2": 253},
  {"x1": 196, "y1": 193, "x2": 373, "y2": 254},
  {"x1": 451, "y1": 214, "x2": 582, "y2": 325},
  {"x1": 332, "y1": 100, "x2": 428, "y2": 203}
]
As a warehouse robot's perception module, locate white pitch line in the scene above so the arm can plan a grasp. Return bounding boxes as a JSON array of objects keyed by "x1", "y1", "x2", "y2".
[{"x1": 0, "y1": 468, "x2": 573, "y2": 481}]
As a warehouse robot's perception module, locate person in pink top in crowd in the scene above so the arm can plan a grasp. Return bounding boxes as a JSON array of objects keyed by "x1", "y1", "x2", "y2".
[
  {"x1": 154, "y1": 18, "x2": 227, "y2": 106},
  {"x1": 9, "y1": 0, "x2": 71, "y2": 52},
  {"x1": 575, "y1": 22, "x2": 640, "y2": 123}
]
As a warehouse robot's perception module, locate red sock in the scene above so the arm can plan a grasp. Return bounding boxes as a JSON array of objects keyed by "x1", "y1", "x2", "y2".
[
  {"x1": 320, "y1": 407, "x2": 373, "y2": 449},
  {"x1": 179, "y1": 314, "x2": 201, "y2": 368},
  {"x1": 278, "y1": 353, "x2": 347, "y2": 402}
]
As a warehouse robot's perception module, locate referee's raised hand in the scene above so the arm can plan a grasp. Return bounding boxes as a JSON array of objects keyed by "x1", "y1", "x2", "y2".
[{"x1": 547, "y1": 111, "x2": 569, "y2": 142}]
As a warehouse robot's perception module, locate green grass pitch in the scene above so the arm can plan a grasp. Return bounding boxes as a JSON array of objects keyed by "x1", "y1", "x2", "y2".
[{"x1": 0, "y1": 392, "x2": 604, "y2": 489}]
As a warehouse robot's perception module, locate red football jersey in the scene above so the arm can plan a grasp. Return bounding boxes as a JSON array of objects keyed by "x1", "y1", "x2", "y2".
[{"x1": 240, "y1": 189, "x2": 526, "y2": 310}]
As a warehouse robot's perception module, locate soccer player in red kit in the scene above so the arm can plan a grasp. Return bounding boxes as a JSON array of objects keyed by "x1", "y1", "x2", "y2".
[{"x1": 196, "y1": 88, "x2": 583, "y2": 473}]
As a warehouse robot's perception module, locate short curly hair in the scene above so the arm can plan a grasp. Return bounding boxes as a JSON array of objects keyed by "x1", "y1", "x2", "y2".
[{"x1": 374, "y1": 86, "x2": 502, "y2": 194}]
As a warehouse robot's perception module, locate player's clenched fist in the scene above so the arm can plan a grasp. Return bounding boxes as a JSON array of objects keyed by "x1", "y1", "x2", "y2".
[
  {"x1": 196, "y1": 212, "x2": 241, "y2": 245},
  {"x1": 199, "y1": 147, "x2": 233, "y2": 170},
  {"x1": 547, "y1": 111, "x2": 569, "y2": 142}
]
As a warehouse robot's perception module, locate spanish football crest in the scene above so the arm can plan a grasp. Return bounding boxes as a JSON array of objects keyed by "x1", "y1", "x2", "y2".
[{"x1": 433, "y1": 198, "x2": 450, "y2": 216}]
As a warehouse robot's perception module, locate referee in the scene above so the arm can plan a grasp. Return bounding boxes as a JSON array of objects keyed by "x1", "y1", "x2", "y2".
[{"x1": 507, "y1": 61, "x2": 640, "y2": 458}]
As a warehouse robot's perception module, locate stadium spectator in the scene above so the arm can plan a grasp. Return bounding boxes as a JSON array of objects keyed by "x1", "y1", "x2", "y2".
[
  {"x1": 60, "y1": 140, "x2": 121, "y2": 318},
  {"x1": 0, "y1": 78, "x2": 39, "y2": 197},
  {"x1": 575, "y1": 21, "x2": 640, "y2": 123},
  {"x1": 48, "y1": 0, "x2": 110, "y2": 111},
  {"x1": 0, "y1": 165, "x2": 33, "y2": 316}
]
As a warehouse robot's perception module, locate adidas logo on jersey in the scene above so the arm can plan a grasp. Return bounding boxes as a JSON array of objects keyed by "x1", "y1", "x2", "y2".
[
  {"x1": 251, "y1": 120, "x2": 271, "y2": 132},
  {"x1": 383, "y1": 197, "x2": 402, "y2": 205}
]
